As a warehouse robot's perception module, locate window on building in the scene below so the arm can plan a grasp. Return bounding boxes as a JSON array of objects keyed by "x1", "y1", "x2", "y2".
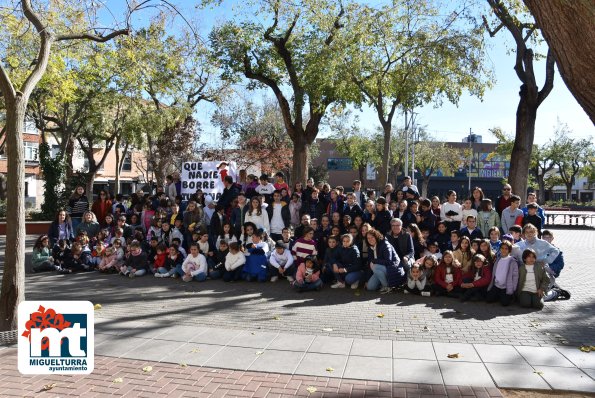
[
  {"x1": 24, "y1": 142, "x2": 39, "y2": 161},
  {"x1": 121, "y1": 153, "x2": 132, "y2": 172},
  {"x1": 24, "y1": 118, "x2": 38, "y2": 135}
]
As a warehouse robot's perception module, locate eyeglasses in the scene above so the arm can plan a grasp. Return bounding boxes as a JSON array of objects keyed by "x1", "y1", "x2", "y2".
[{"x1": 503, "y1": 188, "x2": 511, "y2": 191}]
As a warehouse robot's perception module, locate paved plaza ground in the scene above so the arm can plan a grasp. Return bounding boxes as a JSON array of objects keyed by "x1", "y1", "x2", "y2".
[{"x1": 0, "y1": 228, "x2": 594, "y2": 396}]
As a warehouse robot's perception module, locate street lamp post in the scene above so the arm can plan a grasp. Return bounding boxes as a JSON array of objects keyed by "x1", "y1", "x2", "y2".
[{"x1": 467, "y1": 129, "x2": 476, "y2": 196}]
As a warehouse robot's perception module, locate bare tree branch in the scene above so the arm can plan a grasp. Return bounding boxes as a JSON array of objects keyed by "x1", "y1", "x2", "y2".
[{"x1": 55, "y1": 28, "x2": 130, "y2": 42}]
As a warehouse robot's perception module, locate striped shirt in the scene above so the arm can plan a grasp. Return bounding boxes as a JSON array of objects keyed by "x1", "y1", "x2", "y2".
[{"x1": 291, "y1": 238, "x2": 318, "y2": 265}]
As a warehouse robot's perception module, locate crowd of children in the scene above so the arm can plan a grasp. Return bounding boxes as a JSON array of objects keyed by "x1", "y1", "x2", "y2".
[{"x1": 33, "y1": 175, "x2": 565, "y2": 309}]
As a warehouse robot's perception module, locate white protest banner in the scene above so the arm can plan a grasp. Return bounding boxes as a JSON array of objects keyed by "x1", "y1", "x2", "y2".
[{"x1": 181, "y1": 161, "x2": 237, "y2": 201}]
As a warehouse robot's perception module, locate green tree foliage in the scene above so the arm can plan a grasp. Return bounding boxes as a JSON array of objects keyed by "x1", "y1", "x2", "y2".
[
  {"x1": 344, "y1": 0, "x2": 491, "y2": 188},
  {"x1": 210, "y1": 0, "x2": 358, "y2": 184}
]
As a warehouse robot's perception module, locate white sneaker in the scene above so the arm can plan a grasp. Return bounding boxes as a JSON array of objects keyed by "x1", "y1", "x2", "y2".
[
  {"x1": 154, "y1": 273, "x2": 163, "y2": 278},
  {"x1": 287, "y1": 276, "x2": 295, "y2": 283},
  {"x1": 351, "y1": 282, "x2": 359, "y2": 290},
  {"x1": 270, "y1": 276, "x2": 278, "y2": 282},
  {"x1": 331, "y1": 282, "x2": 345, "y2": 289}
]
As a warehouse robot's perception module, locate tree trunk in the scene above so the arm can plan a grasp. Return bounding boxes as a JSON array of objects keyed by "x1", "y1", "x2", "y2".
[
  {"x1": 64, "y1": 136, "x2": 75, "y2": 179},
  {"x1": 523, "y1": 0, "x2": 595, "y2": 124},
  {"x1": 536, "y1": 174, "x2": 545, "y2": 204},
  {"x1": 565, "y1": 182, "x2": 573, "y2": 201},
  {"x1": 422, "y1": 177, "x2": 430, "y2": 199},
  {"x1": 358, "y1": 167, "x2": 365, "y2": 184},
  {"x1": 379, "y1": 123, "x2": 391, "y2": 190},
  {"x1": 508, "y1": 91, "x2": 538, "y2": 205},
  {"x1": 114, "y1": 136, "x2": 121, "y2": 195},
  {"x1": 85, "y1": 173, "x2": 95, "y2": 202},
  {"x1": 0, "y1": 98, "x2": 26, "y2": 331},
  {"x1": 291, "y1": 134, "x2": 310, "y2": 185}
]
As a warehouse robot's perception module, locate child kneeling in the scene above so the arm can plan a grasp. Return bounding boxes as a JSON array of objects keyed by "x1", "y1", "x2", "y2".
[{"x1": 294, "y1": 255, "x2": 322, "y2": 292}]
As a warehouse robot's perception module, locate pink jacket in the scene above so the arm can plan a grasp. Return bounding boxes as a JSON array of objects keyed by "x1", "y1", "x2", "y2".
[{"x1": 295, "y1": 264, "x2": 320, "y2": 284}]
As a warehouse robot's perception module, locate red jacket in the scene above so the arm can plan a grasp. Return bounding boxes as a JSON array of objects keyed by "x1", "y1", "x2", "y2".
[
  {"x1": 462, "y1": 266, "x2": 492, "y2": 288},
  {"x1": 153, "y1": 252, "x2": 167, "y2": 268},
  {"x1": 434, "y1": 264, "x2": 462, "y2": 288}
]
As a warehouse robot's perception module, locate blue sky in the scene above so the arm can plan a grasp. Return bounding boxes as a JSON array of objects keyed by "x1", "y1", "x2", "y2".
[{"x1": 112, "y1": 0, "x2": 595, "y2": 145}]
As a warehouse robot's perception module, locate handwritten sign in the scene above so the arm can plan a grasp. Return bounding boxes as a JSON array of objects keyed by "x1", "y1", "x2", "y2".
[{"x1": 181, "y1": 161, "x2": 237, "y2": 201}]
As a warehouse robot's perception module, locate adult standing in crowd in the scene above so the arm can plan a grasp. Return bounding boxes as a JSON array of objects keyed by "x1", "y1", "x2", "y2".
[
  {"x1": 496, "y1": 184, "x2": 513, "y2": 216},
  {"x1": 440, "y1": 190, "x2": 463, "y2": 233},
  {"x1": 91, "y1": 189, "x2": 112, "y2": 227},
  {"x1": 471, "y1": 187, "x2": 484, "y2": 210},
  {"x1": 218, "y1": 175, "x2": 239, "y2": 212},
  {"x1": 168, "y1": 171, "x2": 181, "y2": 203},
  {"x1": 67, "y1": 185, "x2": 89, "y2": 233},
  {"x1": 401, "y1": 176, "x2": 419, "y2": 199}
]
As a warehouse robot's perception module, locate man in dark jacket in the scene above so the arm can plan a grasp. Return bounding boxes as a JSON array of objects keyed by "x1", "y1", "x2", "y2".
[
  {"x1": 218, "y1": 175, "x2": 239, "y2": 212},
  {"x1": 267, "y1": 190, "x2": 291, "y2": 241},
  {"x1": 300, "y1": 189, "x2": 325, "y2": 220},
  {"x1": 231, "y1": 193, "x2": 249, "y2": 239},
  {"x1": 386, "y1": 218, "x2": 414, "y2": 273},
  {"x1": 343, "y1": 192, "x2": 363, "y2": 220}
]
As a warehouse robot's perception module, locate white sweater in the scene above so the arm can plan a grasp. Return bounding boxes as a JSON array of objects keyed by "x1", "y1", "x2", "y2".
[
  {"x1": 440, "y1": 202, "x2": 463, "y2": 223},
  {"x1": 244, "y1": 211, "x2": 270, "y2": 233},
  {"x1": 269, "y1": 248, "x2": 294, "y2": 269},
  {"x1": 225, "y1": 251, "x2": 246, "y2": 271},
  {"x1": 182, "y1": 253, "x2": 207, "y2": 276}
]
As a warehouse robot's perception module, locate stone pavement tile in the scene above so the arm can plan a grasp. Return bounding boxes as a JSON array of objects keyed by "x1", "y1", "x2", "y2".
[
  {"x1": 160, "y1": 342, "x2": 224, "y2": 367},
  {"x1": 393, "y1": 359, "x2": 442, "y2": 384},
  {"x1": 203, "y1": 346, "x2": 260, "y2": 371},
  {"x1": 349, "y1": 338, "x2": 392, "y2": 358},
  {"x1": 153, "y1": 325, "x2": 210, "y2": 342},
  {"x1": 473, "y1": 344, "x2": 527, "y2": 364},
  {"x1": 248, "y1": 349, "x2": 304, "y2": 374},
  {"x1": 125, "y1": 322, "x2": 173, "y2": 339},
  {"x1": 95, "y1": 319, "x2": 147, "y2": 336},
  {"x1": 124, "y1": 339, "x2": 188, "y2": 362},
  {"x1": 189, "y1": 328, "x2": 242, "y2": 345},
  {"x1": 515, "y1": 346, "x2": 575, "y2": 367},
  {"x1": 393, "y1": 341, "x2": 436, "y2": 361},
  {"x1": 227, "y1": 330, "x2": 279, "y2": 349},
  {"x1": 438, "y1": 361, "x2": 495, "y2": 387},
  {"x1": 343, "y1": 355, "x2": 392, "y2": 382},
  {"x1": 433, "y1": 343, "x2": 481, "y2": 363},
  {"x1": 94, "y1": 332, "x2": 115, "y2": 347},
  {"x1": 484, "y1": 363, "x2": 550, "y2": 389},
  {"x1": 584, "y1": 368, "x2": 595, "y2": 381},
  {"x1": 267, "y1": 333, "x2": 315, "y2": 352},
  {"x1": 556, "y1": 347, "x2": 595, "y2": 369},
  {"x1": 535, "y1": 366, "x2": 595, "y2": 393},
  {"x1": 308, "y1": 336, "x2": 353, "y2": 355},
  {"x1": 294, "y1": 353, "x2": 348, "y2": 378},
  {"x1": 95, "y1": 336, "x2": 147, "y2": 357}
]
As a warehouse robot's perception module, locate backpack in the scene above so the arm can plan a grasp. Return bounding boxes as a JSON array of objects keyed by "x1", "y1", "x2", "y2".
[
  {"x1": 548, "y1": 251, "x2": 565, "y2": 277},
  {"x1": 543, "y1": 286, "x2": 571, "y2": 302}
]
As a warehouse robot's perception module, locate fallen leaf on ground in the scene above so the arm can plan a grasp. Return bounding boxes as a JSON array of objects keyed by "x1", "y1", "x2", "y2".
[
  {"x1": 306, "y1": 386, "x2": 317, "y2": 393},
  {"x1": 273, "y1": 316, "x2": 281, "y2": 320},
  {"x1": 322, "y1": 328, "x2": 333, "y2": 332},
  {"x1": 93, "y1": 304, "x2": 102, "y2": 310},
  {"x1": 113, "y1": 378, "x2": 123, "y2": 383},
  {"x1": 579, "y1": 345, "x2": 592, "y2": 353},
  {"x1": 256, "y1": 351, "x2": 264, "y2": 355},
  {"x1": 447, "y1": 353, "x2": 460, "y2": 359},
  {"x1": 326, "y1": 367, "x2": 334, "y2": 372},
  {"x1": 42, "y1": 383, "x2": 57, "y2": 391},
  {"x1": 142, "y1": 366, "x2": 153, "y2": 373},
  {"x1": 376, "y1": 313, "x2": 385, "y2": 318},
  {"x1": 190, "y1": 348, "x2": 200, "y2": 353},
  {"x1": 393, "y1": 328, "x2": 404, "y2": 333},
  {"x1": 534, "y1": 371, "x2": 544, "y2": 375},
  {"x1": 179, "y1": 363, "x2": 188, "y2": 367}
]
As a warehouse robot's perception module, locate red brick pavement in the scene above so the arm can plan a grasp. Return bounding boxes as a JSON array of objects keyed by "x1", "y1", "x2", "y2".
[{"x1": 0, "y1": 348, "x2": 503, "y2": 397}]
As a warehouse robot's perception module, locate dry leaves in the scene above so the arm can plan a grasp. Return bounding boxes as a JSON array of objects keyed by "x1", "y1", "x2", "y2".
[
  {"x1": 326, "y1": 367, "x2": 334, "y2": 372},
  {"x1": 256, "y1": 351, "x2": 264, "y2": 355},
  {"x1": 113, "y1": 377, "x2": 123, "y2": 383},
  {"x1": 190, "y1": 348, "x2": 200, "y2": 353},
  {"x1": 376, "y1": 313, "x2": 385, "y2": 318},
  {"x1": 534, "y1": 371, "x2": 544, "y2": 375},
  {"x1": 179, "y1": 363, "x2": 188, "y2": 368},
  {"x1": 306, "y1": 386, "x2": 318, "y2": 393},
  {"x1": 579, "y1": 345, "x2": 595, "y2": 352},
  {"x1": 93, "y1": 303, "x2": 102, "y2": 310},
  {"x1": 142, "y1": 366, "x2": 153, "y2": 373},
  {"x1": 447, "y1": 353, "x2": 460, "y2": 359},
  {"x1": 273, "y1": 316, "x2": 281, "y2": 320},
  {"x1": 393, "y1": 328, "x2": 404, "y2": 333},
  {"x1": 42, "y1": 383, "x2": 57, "y2": 391}
]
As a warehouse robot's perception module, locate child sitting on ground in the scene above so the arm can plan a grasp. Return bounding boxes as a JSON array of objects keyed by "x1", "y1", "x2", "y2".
[
  {"x1": 268, "y1": 240, "x2": 295, "y2": 282},
  {"x1": 180, "y1": 242, "x2": 208, "y2": 282},
  {"x1": 224, "y1": 242, "x2": 246, "y2": 282},
  {"x1": 151, "y1": 243, "x2": 168, "y2": 274},
  {"x1": 486, "y1": 240, "x2": 519, "y2": 306},
  {"x1": 210, "y1": 240, "x2": 229, "y2": 279},
  {"x1": 120, "y1": 240, "x2": 149, "y2": 278},
  {"x1": 294, "y1": 255, "x2": 322, "y2": 292},
  {"x1": 460, "y1": 254, "x2": 492, "y2": 302},
  {"x1": 434, "y1": 251, "x2": 462, "y2": 298},
  {"x1": 98, "y1": 239, "x2": 125, "y2": 272},
  {"x1": 405, "y1": 264, "x2": 426, "y2": 295},
  {"x1": 155, "y1": 244, "x2": 184, "y2": 278}
]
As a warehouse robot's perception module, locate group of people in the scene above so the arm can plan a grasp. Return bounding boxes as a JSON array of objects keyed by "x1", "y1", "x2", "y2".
[{"x1": 31, "y1": 172, "x2": 565, "y2": 310}]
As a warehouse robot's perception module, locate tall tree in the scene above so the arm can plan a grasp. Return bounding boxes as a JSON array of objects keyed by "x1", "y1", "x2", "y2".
[
  {"x1": 0, "y1": 0, "x2": 131, "y2": 331},
  {"x1": 210, "y1": 0, "x2": 356, "y2": 184},
  {"x1": 483, "y1": 0, "x2": 555, "y2": 201},
  {"x1": 522, "y1": 0, "x2": 595, "y2": 124},
  {"x1": 550, "y1": 126, "x2": 594, "y2": 200},
  {"x1": 345, "y1": 0, "x2": 490, "y2": 188}
]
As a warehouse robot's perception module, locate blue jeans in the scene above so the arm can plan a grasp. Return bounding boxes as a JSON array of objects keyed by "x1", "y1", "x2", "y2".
[
  {"x1": 191, "y1": 272, "x2": 207, "y2": 282},
  {"x1": 294, "y1": 279, "x2": 323, "y2": 291},
  {"x1": 367, "y1": 264, "x2": 388, "y2": 291},
  {"x1": 174, "y1": 264, "x2": 206, "y2": 280},
  {"x1": 335, "y1": 270, "x2": 363, "y2": 285}
]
